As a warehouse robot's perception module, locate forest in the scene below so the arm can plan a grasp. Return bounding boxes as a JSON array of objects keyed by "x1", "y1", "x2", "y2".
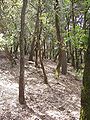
[{"x1": 0, "y1": 0, "x2": 90, "y2": 120}]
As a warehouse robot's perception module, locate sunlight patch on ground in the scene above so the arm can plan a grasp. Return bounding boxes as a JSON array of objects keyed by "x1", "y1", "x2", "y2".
[
  {"x1": 0, "y1": 79, "x2": 18, "y2": 92},
  {"x1": 30, "y1": 115, "x2": 41, "y2": 120},
  {"x1": 71, "y1": 111, "x2": 80, "y2": 119},
  {"x1": 46, "y1": 110, "x2": 64, "y2": 120},
  {"x1": 27, "y1": 77, "x2": 37, "y2": 81},
  {"x1": 0, "y1": 79, "x2": 18, "y2": 114}
]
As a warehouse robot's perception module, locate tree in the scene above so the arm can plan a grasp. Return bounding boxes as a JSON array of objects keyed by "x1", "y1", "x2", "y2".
[
  {"x1": 55, "y1": 0, "x2": 67, "y2": 76},
  {"x1": 35, "y1": 0, "x2": 48, "y2": 84},
  {"x1": 80, "y1": 23, "x2": 90, "y2": 119},
  {"x1": 19, "y1": 0, "x2": 27, "y2": 105}
]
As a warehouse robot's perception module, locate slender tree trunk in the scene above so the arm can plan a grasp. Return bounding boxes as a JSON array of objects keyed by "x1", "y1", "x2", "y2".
[
  {"x1": 14, "y1": 41, "x2": 18, "y2": 59},
  {"x1": 46, "y1": 44, "x2": 49, "y2": 59},
  {"x1": 75, "y1": 47, "x2": 79, "y2": 71},
  {"x1": 29, "y1": 38, "x2": 35, "y2": 61},
  {"x1": 39, "y1": 38, "x2": 48, "y2": 84},
  {"x1": 52, "y1": 40, "x2": 55, "y2": 59},
  {"x1": 35, "y1": 41, "x2": 39, "y2": 67},
  {"x1": 29, "y1": 16, "x2": 38, "y2": 61},
  {"x1": 42, "y1": 38, "x2": 46, "y2": 59},
  {"x1": 80, "y1": 24, "x2": 90, "y2": 120},
  {"x1": 55, "y1": 0, "x2": 62, "y2": 76},
  {"x1": 19, "y1": 0, "x2": 27, "y2": 105},
  {"x1": 71, "y1": 48, "x2": 75, "y2": 68},
  {"x1": 71, "y1": 0, "x2": 76, "y2": 68},
  {"x1": 61, "y1": 49, "x2": 67, "y2": 75},
  {"x1": 39, "y1": 29, "x2": 48, "y2": 84},
  {"x1": 24, "y1": 38, "x2": 27, "y2": 55},
  {"x1": 49, "y1": 41, "x2": 52, "y2": 59},
  {"x1": 66, "y1": 16, "x2": 71, "y2": 63},
  {"x1": 36, "y1": 0, "x2": 48, "y2": 84},
  {"x1": 5, "y1": 44, "x2": 16, "y2": 67},
  {"x1": 79, "y1": 49, "x2": 83, "y2": 64},
  {"x1": 35, "y1": 0, "x2": 40, "y2": 67},
  {"x1": 39, "y1": 50, "x2": 48, "y2": 84},
  {"x1": 55, "y1": 0, "x2": 67, "y2": 76}
]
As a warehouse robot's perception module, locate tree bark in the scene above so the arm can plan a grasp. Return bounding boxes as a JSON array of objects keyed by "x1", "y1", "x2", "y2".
[
  {"x1": 35, "y1": 0, "x2": 40, "y2": 67},
  {"x1": 71, "y1": 0, "x2": 76, "y2": 68},
  {"x1": 55, "y1": 0, "x2": 62, "y2": 76},
  {"x1": 61, "y1": 49, "x2": 67, "y2": 75},
  {"x1": 80, "y1": 24, "x2": 90, "y2": 119},
  {"x1": 55, "y1": 0, "x2": 67, "y2": 76},
  {"x1": 19, "y1": 0, "x2": 27, "y2": 105},
  {"x1": 29, "y1": 15, "x2": 38, "y2": 61},
  {"x1": 38, "y1": 24, "x2": 48, "y2": 84}
]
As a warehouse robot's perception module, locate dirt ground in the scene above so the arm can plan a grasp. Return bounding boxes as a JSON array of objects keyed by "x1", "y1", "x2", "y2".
[{"x1": 0, "y1": 57, "x2": 81, "y2": 120}]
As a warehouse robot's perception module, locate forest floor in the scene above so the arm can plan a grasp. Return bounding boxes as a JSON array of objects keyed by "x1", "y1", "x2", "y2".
[{"x1": 0, "y1": 56, "x2": 81, "y2": 120}]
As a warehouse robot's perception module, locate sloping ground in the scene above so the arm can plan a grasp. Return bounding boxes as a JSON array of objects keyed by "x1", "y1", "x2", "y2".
[{"x1": 0, "y1": 58, "x2": 81, "y2": 120}]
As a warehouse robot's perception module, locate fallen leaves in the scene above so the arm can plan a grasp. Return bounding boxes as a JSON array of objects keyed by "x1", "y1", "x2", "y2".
[{"x1": 0, "y1": 58, "x2": 81, "y2": 120}]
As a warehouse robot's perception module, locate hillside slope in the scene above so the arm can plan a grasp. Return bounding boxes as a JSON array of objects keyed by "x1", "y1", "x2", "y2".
[{"x1": 0, "y1": 58, "x2": 81, "y2": 120}]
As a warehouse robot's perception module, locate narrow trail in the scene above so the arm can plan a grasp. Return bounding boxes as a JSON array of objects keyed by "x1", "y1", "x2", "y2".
[{"x1": 0, "y1": 58, "x2": 81, "y2": 120}]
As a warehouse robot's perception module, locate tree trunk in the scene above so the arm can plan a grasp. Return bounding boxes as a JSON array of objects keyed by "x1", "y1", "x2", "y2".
[
  {"x1": 46, "y1": 44, "x2": 49, "y2": 59},
  {"x1": 14, "y1": 41, "x2": 18, "y2": 59},
  {"x1": 29, "y1": 15, "x2": 38, "y2": 61},
  {"x1": 49, "y1": 41, "x2": 52, "y2": 59},
  {"x1": 19, "y1": 0, "x2": 27, "y2": 105},
  {"x1": 52, "y1": 40, "x2": 55, "y2": 59},
  {"x1": 5, "y1": 44, "x2": 16, "y2": 67},
  {"x1": 75, "y1": 47, "x2": 79, "y2": 71},
  {"x1": 24, "y1": 38, "x2": 28, "y2": 55},
  {"x1": 35, "y1": 41, "x2": 39, "y2": 67},
  {"x1": 61, "y1": 49, "x2": 67, "y2": 75},
  {"x1": 35, "y1": 0, "x2": 40, "y2": 67},
  {"x1": 39, "y1": 26, "x2": 48, "y2": 84},
  {"x1": 79, "y1": 49, "x2": 83, "y2": 64},
  {"x1": 42, "y1": 38, "x2": 46, "y2": 59},
  {"x1": 36, "y1": 0, "x2": 48, "y2": 84},
  {"x1": 71, "y1": 48, "x2": 75, "y2": 68},
  {"x1": 80, "y1": 24, "x2": 90, "y2": 119},
  {"x1": 55, "y1": 0, "x2": 67, "y2": 76},
  {"x1": 71, "y1": 0, "x2": 76, "y2": 69},
  {"x1": 29, "y1": 38, "x2": 35, "y2": 61},
  {"x1": 55, "y1": 0, "x2": 62, "y2": 76}
]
